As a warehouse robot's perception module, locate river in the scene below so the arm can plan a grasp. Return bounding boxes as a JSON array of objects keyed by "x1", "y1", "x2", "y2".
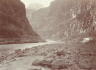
[
  {"x1": 0, "y1": 40, "x2": 57, "y2": 70},
  {"x1": 0, "y1": 39, "x2": 57, "y2": 54}
]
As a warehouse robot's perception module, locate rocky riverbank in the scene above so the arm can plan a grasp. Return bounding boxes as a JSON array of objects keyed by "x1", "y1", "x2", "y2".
[{"x1": 0, "y1": 37, "x2": 96, "y2": 70}]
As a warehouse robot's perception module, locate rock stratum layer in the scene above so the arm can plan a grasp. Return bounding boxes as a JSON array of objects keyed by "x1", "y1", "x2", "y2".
[
  {"x1": 30, "y1": 0, "x2": 96, "y2": 41},
  {"x1": 0, "y1": 0, "x2": 43, "y2": 44}
]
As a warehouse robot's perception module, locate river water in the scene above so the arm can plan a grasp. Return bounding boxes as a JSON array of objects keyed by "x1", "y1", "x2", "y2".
[
  {"x1": 0, "y1": 40, "x2": 57, "y2": 70},
  {"x1": 0, "y1": 40, "x2": 57, "y2": 54}
]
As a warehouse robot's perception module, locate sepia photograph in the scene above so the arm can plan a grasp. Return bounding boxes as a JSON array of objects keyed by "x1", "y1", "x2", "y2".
[{"x1": 0, "y1": 0, "x2": 96, "y2": 70}]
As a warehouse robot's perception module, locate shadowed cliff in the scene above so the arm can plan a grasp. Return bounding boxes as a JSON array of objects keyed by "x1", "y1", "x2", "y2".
[{"x1": 0, "y1": 0, "x2": 43, "y2": 44}]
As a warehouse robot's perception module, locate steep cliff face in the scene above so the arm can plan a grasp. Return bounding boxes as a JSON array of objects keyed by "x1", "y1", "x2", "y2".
[
  {"x1": 48, "y1": 0, "x2": 96, "y2": 39},
  {"x1": 30, "y1": 0, "x2": 96, "y2": 41},
  {"x1": 0, "y1": 0, "x2": 43, "y2": 44}
]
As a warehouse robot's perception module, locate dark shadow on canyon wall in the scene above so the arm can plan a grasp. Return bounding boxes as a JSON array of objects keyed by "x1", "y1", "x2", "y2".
[{"x1": 0, "y1": 0, "x2": 44, "y2": 44}]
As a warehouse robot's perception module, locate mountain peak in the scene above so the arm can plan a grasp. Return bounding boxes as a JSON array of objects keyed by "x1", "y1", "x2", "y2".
[{"x1": 27, "y1": 3, "x2": 44, "y2": 10}]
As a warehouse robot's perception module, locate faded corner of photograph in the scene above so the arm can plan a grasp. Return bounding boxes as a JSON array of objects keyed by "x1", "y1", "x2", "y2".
[{"x1": 0, "y1": 0, "x2": 96, "y2": 70}]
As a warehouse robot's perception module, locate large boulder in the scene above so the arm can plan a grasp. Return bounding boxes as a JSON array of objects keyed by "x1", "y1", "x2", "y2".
[
  {"x1": 51, "y1": 59, "x2": 73, "y2": 69},
  {"x1": 32, "y1": 58, "x2": 52, "y2": 68},
  {"x1": 32, "y1": 59, "x2": 42, "y2": 66}
]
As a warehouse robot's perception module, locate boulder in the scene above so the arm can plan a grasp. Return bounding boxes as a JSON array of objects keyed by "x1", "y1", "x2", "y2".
[
  {"x1": 39, "y1": 58, "x2": 52, "y2": 67},
  {"x1": 56, "y1": 50, "x2": 65, "y2": 56},
  {"x1": 32, "y1": 59, "x2": 41, "y2": 66},
  {"x1": 51, "y1": 59, "x2": 72, "y2": 69},
  {"x1": 32, "y1": 58, "x2": 52, "y2": 68}
]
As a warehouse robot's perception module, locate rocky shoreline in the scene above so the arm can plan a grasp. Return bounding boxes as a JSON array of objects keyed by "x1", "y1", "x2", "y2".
[{"x1": 0, "y1": 38, "x2": 96, "y2": 70}]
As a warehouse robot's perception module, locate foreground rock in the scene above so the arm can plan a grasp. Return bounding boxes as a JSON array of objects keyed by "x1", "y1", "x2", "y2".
[
  {"x1": 0, "y1": 37, "x2": 95, "y2": 70},
  {"x1": 0, "y1": 39, "x2": 96, "y2": 70},
  {"x1": 31, "y1": 39, "x2": 96, "y2": 70},
  {"x1": 0, "y1": 0, "x2": 43, "y2": 44}
]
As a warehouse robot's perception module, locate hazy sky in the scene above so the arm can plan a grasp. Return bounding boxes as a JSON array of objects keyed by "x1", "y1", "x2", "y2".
[{"x1": 21, "y1": 0, "x2": 54, "y2": 8}]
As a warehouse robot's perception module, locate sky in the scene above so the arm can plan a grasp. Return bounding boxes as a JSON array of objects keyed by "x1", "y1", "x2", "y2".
[{"x1": 21, "y1": 0, "x2": 54, "y2": 8}]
